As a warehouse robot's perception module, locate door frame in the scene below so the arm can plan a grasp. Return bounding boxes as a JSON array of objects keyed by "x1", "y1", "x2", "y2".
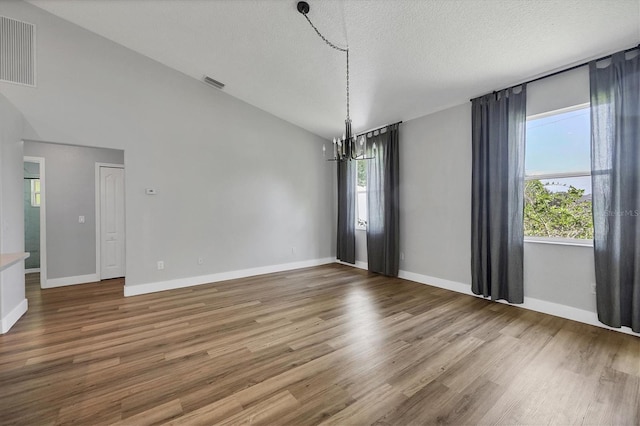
[
  {"x1": 95, "y1": 163, "x2": 125, "y2": 281},
  {"x1": 23, "y1": 156, "x2": 46, "y2": 289}
]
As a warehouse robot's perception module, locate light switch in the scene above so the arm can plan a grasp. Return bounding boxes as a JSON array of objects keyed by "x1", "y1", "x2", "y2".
[{"x1": 79, "y1": 216, "x2": 85, "y2": 224}]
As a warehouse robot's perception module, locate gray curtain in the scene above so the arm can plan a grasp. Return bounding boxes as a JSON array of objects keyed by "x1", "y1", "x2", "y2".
[
  {"x1": 590, "y1": 49, "x2": 640, "y2": 332},
  {"x1": 366, "y1": 124, "x2": 400, "y2": 276},
  {"x1": 471, "y1": 86, "x2": 527, "y2": 303},
  {"x1": 337, "y1": 159, "x2": 356, "y2": 263}
]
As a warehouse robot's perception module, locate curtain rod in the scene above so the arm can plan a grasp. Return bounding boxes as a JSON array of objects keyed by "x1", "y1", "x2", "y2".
[
  {"x1": 470, "y1": 43, "x2": 640, "y2": 101},
  {"x1": 356, "y1": 121, "x2": 403, "y2": 138}
]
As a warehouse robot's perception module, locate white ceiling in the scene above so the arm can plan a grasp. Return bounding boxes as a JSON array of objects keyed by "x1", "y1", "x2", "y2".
[{"x1": 28, "y1": 0, "x2": 640, "y2": 139}]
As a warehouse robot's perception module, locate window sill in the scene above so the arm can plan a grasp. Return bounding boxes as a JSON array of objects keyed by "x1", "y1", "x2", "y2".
[
  {"x1": 355, "y1": 227, "x2": 367, "y2": 232},
  {"x1": 524, "y1": 237, "x2": 593, "y2": 248}
]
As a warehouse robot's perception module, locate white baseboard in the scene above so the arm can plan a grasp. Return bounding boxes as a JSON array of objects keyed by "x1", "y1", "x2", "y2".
[
  {"x1": 336, "y1": 259, "x2": 368, "y2": 270},
  {"x1": 44, "y1": 273, "x2": 99, "y2": 288},
  {"x1": 334, "y1": 263, "x2": 638, "y2": 337},
  {"x1": 1, "y1": 298, "x2": 28, "y2": 334},
  {"x1": 124, "y1": 257, "x2": 335, "y2": 297},
  {"x1": 399, "y1": 269, "x2": 638, "y2": 336},
  {"x1": 25, "y1": 268, "x2": 40, "y2": 274}
]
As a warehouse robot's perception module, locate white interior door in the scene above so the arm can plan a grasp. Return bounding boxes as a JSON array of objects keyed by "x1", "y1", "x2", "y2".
[{"x1": 100, "y1": 166, "x2": 125, "y2": 279}]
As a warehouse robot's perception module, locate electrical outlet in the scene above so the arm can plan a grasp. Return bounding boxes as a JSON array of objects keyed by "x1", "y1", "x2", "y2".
[
  {"x1": 291, "y1": 247, "x2": 296, "y2": 255},
  {"x1": 157, "y1": 261, "x2": 164, "y2": 270},
  {"x1": 590, "y1": 283, "x2": 596, "y2": 295},
  {"x1": 400, "y1": 252, "x2": 405, "y2": 261},
  {"x1": 197, "y1": 257, "x2": 204, "y2": 265},
  {"x1": 78, "y1": 215, "x2": 85, "y2": 224}
]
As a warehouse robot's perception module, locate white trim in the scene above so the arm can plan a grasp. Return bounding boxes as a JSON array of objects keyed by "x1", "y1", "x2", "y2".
[
  {"x1": 398, "y1": 270, "x2": 472, "y2": 294},
  {"x1": 95, "y1": 163, "x2": 124, "y2": 281},
  {"x1": 124, "y1": 257, "x2": 335, "y2": 297},
  {"x1": 397, "y1": 269, "x2": 638, "y2": 337},
  {"x1": 25, "y1": 268, "x2": 40, "y2": 273},
  {"x1": 337, "y1": 262, "x2": 638, "y2": 337},
  {"x1": 336, "y1": 259, "x2": 368, "y2": 270},
  {"x1": 524, "y1": 171, "x2": 591, "y2": 181},
  {"x1": 525, "y1": 237, "x2": 593, "y2": 247},
  {"x1": 44, "y1": 273, "x2": 99, "y2": 289},
  {"x1": 526, "y1": 102, "x2": 590, "y2": 121},
  {"x1": 1, "y1": 298, "x2": 28, "y2": 334},
  {"x1": 24, "y1": 156, "x2": 46, "y2": 289}
]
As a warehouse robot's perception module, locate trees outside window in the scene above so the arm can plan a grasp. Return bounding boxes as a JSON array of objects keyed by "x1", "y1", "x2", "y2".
[{"x1": 524, "y1": 105, "x2": 593, "y2": 241}]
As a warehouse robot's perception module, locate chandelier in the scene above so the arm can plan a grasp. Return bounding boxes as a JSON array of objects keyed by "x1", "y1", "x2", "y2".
[{"x1": 297, "y1": 1, "x2": 372, "y2": 162}]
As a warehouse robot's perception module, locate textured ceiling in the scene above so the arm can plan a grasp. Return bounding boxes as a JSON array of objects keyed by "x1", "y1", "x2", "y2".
[{"x1": 27, "y1": 0, "x2": 640, "y2": 139}]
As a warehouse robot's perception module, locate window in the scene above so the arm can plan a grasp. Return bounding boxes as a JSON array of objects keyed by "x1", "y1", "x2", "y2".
[
  {"x1": 356, "y1": 160, "x2": 367, "y2": 230},
  {"x1": 30, "y1": 179, "x2": 41, "y2": 207},
  {"x1": 524, "y1": 104, "x2": 593, "y2": 241}
]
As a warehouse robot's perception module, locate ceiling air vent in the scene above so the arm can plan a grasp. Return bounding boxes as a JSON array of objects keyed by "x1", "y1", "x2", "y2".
[
  {"x1": 203, "y1": 75, "x2": 225, "y2": 89},
  {"x1": 0, "y1": 16, "x2": 36, "y2": 87}
]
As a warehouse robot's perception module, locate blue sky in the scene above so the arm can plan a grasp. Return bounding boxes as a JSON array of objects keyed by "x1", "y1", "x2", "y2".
[{"x1": 525, "y1": 107, "x2": 591, "y2": 176}]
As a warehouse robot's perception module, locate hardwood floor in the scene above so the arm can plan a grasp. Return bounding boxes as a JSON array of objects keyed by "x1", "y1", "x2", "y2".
[{"x1": 1, "y1": 264, "x2": 638, "y2": 425}]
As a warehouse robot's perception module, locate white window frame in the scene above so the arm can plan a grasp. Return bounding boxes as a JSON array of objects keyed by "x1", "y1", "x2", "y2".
[{"x1": 524, "y1": 103, "x2": 593, "y2": 246}]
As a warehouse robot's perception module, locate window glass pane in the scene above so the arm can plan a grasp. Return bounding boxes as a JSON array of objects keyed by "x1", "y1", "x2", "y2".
[
  {"x1": 30, "y1": 179, "x2": 41, "y2": 207},
  {"x1": 524, "y1": 177, "x2": 593, "y2": 239},
  {"x1": 357, "y1": 161, "x2": 366, "y2": 187},
  {"x1": 525, "y1": 107, "x2": 590, "y2": 176},
  {"x1": 537, "y1": 175, "x2": 591, "y2": 194},
  {"x1": 357, "y1": 189, "x2": 367, "y2": 228},
  {"x1": 356, "y1": 161, "x2": 367, "y2": 228}
]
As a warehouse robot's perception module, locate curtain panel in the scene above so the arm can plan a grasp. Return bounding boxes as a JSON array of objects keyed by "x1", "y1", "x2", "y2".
[
  {"x1": 366, "y1": 124, "x2": 400, "y2": 277},
  {"x1": 336, "y1": 159, "x2": 356, "y2": 264},
  {"x1": 471, "y1": 86, "x2": 527, "y2": 303},
  {"x1": 590, "y1": 49, "x2": 640, "y2": 332}
]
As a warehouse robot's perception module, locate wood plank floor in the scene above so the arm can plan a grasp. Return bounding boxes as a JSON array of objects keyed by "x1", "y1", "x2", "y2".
[{"x1": 1, "y1": 264, "x2": 638, "y2": 425}]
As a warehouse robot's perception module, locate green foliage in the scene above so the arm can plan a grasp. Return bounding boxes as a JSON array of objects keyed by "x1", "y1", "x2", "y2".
[
  {"x1": 357, "y1": 161, "x2": 366, "y2": 187},
  {"x1": 524, "y1": 180, "x2": 593, "y2": 239}
]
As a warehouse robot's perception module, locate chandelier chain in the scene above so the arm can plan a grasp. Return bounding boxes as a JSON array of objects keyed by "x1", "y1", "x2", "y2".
[
  {"x1": 301, "y1": 13, "x2": 347, "y2": 53},
  {"x1": 302, "y1": 12, "x2": 350, "y2": 121}
]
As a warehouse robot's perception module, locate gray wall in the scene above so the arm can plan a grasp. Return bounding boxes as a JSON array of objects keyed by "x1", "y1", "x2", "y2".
[
  {"x1": 397, "y1": 66, "x2": 596, "y2": 313},
  {"x1": 399, "y1": 103, "x2": 473, "y2": 285},
  {"x1": 23, "y1": 142, "x2": 124, "y2": 279},
  {"x1": 0, "y1": 93, "x2": 26, "y2": 320},
  {"x1": 0, "y1": 1, "x2": 335, "y2": 290}
]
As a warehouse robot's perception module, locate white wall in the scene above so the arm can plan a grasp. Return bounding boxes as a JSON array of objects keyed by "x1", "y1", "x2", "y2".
[
  {"x1": 0, "y1": 1, "x2": 335, "y2": 294},
  {"x1": 0, "y1": 93, "x2": 27, "y2": 331}
]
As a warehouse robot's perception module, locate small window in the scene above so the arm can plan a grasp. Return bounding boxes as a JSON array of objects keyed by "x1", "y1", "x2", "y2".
[
  {"x1": 30, "y1": 179, "x2": 40, "y2": 207},
  {"x1": 356, "y1": 160, "x2": 367, "y2": 230},
  {"x1": 524, "y1": 105, "x2": 593, "y2": 241}
]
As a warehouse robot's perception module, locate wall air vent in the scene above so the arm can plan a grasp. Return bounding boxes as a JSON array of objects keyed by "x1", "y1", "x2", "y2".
[
  {"x1": 203, "y1": 75, "x2": 225, "y2": 89},
  {"x1": 0, "y1": 16, "x2": 36, "y2": 87}
]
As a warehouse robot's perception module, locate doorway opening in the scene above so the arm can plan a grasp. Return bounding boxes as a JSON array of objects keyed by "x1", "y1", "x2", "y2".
[
  {"x1": 23, "y1": 141, "x2": 124, "y2": 289},
  {"x1": 23, "y1": 156, "x2": 46, "y2": 289}
]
